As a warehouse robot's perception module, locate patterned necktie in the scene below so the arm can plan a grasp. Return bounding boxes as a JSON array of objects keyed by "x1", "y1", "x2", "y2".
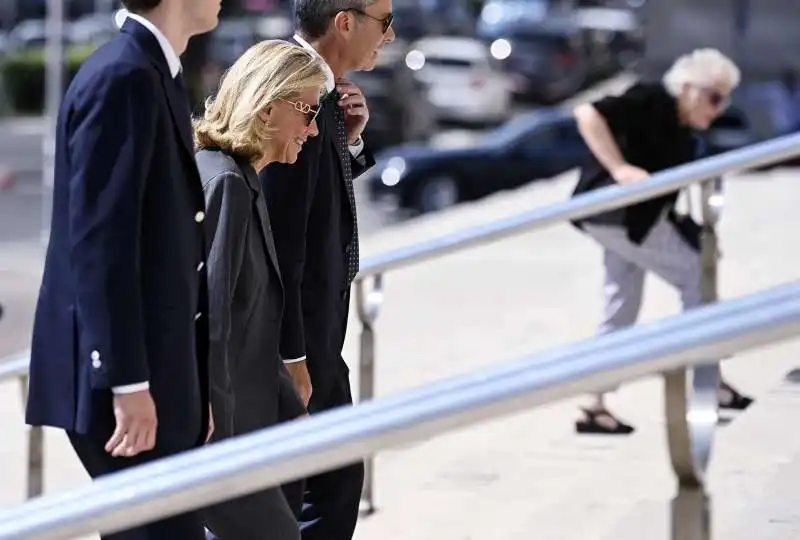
[{"x1": 329, "y1": 89, "x2": 360, "y2": 285}]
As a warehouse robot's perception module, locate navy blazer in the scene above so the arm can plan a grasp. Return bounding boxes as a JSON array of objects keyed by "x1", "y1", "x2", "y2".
[{"x1": 26, "y1": 19, "x2": 210, "y2": 451}]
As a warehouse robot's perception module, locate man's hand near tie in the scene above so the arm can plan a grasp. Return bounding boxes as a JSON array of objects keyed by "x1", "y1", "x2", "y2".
[
  {"x1": 336, "y1": 78, "x2": 369, "y2": 144},
  {"x1": 105, "y1": 390, "x2": 157, "y2": 457}
]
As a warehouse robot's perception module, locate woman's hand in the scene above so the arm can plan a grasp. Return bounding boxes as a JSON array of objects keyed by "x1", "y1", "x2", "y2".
[{"x1": 611, "y1": 164, "x2": 650, "y2": 185}]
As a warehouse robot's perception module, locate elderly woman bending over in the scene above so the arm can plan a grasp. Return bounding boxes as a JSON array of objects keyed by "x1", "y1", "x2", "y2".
[{"x1": 570, "y1": 48, "x2": 753, "y2": 435}]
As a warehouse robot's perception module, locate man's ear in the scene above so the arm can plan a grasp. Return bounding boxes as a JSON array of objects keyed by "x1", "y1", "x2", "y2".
[{"x1": 332, "y1": 11, "x2": 354, "y2": 37}]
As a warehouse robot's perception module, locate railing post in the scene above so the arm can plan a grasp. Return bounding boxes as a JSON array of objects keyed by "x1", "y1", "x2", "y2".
[
  {"x1": 354, "y1": 274, "x2": 384, "y2": 514},
  {"x1": 663, "y1": 178, "x2": 723, "y2": 540},
  {"x1": 19, "y1": 374, "x2": 44, "y2": 499}
]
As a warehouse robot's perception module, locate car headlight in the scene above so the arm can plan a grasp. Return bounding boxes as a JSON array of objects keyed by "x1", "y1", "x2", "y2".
[
  {"x1": 405, "y1": 50, "x2": 425, "y2": 71},
  {"x1": 380, "y1": 157, "x2": 407, "y2": 186},
  {"x1": 490, "y1": 38, "x2": 512, "y2": 60}
]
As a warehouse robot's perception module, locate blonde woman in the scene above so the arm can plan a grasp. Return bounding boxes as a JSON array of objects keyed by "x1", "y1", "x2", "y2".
[
  {"x1": 193, "y1": 40, "x2": 325, "y2": 540},
  {"x1": 570, "y1": 49, "x2": 753, "y2": 435}
]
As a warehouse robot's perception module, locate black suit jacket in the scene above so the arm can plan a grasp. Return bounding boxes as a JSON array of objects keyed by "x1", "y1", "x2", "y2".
[
  {"x1": 26, "y1": 19, "x2": 209, "y2": 452},
  {"x1": 197, "y1": 149, "x2": 304, "y2": 539},
  {"x1": 197, "y1": 149, "x2": 305, "y2": 433},
  {"x1": 261, "y1": 94, "x2": 375, "y2": 407}
]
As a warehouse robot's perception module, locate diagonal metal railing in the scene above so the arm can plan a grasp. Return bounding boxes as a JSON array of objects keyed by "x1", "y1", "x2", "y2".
[
  {"x1": 0, "y1": 282, "x2": 797, "y2": 539},
  {"x1": 351, "y1": 132, "x2": 800, "y2": 510},
  {"x1": 1, "y1": 132, "x2": 800, "y2": 539}
]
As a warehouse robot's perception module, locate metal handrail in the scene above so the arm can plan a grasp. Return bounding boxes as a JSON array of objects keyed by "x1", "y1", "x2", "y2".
[
  {"x1": 0, "y1": 352, "x2": 42, "y2": 500},
  {"x1": 1, "y1": 132, "x2": 799, "y2": 537},
  {"x1": 3, "y1": 133, "x2": 800, "y2": 510},
  {"x1": 0, "y1": 354, "x2": 29, "y2": 381},
  {"x1": 356, "y1": 133, "x2": 800, "y2": 278},
  {"x1": 0, "y1": 282, "x2": 797, "y2": 540},
  {"x1": 352, "y1": 131, "x2": 800, "y2": 511}
]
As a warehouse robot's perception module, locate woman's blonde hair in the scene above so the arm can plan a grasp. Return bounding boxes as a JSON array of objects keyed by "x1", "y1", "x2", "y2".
[
  {"x1": 194, "y1": 40, "x2": 327, "y2": 164},
  {"x1": 662, "y1": 48, "x2": 741, "y2": 96}
]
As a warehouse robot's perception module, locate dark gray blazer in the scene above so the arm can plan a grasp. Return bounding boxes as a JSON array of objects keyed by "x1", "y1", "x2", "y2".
[{"x1": 196, "y1": 148, "x2": 305, "y2": 540}]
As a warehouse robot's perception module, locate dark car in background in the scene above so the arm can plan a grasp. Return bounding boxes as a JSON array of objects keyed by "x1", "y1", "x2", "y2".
[
  {"x1": 0, "y1": 0, "x2": 99, "y2": 27},
  {"x1": 574, "y1": 5, "x2": 643, "y2": 71},
  {"x1": 208, "y1": 14, "x2": 293, "y2": 68},
  {"x1": 392, "y1": 0, "x2": 475, "y2": 40},
  {"x1": 703, "y1": 106, "x2": 755, "y2": 157},
  {"x1": 416, "y1": 0, "x2": 475, "y2": 36},
  {"x1": 481, "y1": 17, "x2": 589, "y2": 102},
  {"x1": 349, "y1": 41, "x2": 436, "y2": 151},
  {"x1": 366, "y1": 108, "x2": 590, "y2": 213},
  {"x1": 391, "y1": 0, "x2": 446, "y2": 41}
]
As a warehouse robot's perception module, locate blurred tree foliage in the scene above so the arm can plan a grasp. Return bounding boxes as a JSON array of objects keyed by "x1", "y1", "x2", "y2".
[{"x1": 1, "y1": 44, "x2": 93, "y2": 114}]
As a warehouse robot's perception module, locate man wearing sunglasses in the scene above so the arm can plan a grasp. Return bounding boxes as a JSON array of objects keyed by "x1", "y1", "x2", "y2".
[{"x1": 260, "y1": 1, "x2": 394, "y2": 539}]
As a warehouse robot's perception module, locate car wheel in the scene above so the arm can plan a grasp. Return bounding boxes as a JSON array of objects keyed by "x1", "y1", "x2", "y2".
[{"x1": 415, "y1": 176, "x2": 459, "y2": 213}]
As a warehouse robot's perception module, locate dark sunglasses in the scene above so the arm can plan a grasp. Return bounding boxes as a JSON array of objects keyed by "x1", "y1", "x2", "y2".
[
  {"x1": 279, "y1": 98, "x2": 320, "y2": 126},
  {"x1": 698, "y1": 87, "x2": 730, "y2": 109},
  {"x1": 348, "y1": 9, "x2": 394, "y2": 34}
]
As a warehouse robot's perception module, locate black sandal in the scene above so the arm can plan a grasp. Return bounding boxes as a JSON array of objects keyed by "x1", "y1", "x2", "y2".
[
  {"x1": 575, "y1": 408, "x2": 635, "y2": 435},
  {"x1": 718, "y1": 382, "x2": 754, "y2": 411}
]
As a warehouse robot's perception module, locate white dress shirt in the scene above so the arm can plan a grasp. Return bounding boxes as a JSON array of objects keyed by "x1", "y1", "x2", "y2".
[
  {"x1": 110, "y1": 10, "x2": 183, "y2": 394},
  {"x1": 115, "y1": 10, "x2": 182, "y2": 77}
]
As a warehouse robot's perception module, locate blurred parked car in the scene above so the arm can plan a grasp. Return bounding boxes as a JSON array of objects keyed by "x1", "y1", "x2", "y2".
[
  {"x1": 417, "y1": 0, "x2": 476, "y2": 36},
  {"x1": 1, "y1": 0, "x2": 99, "y2": 27},
  {"x1": 574, "y1": 6, "x2": 643, "y2": 71},
  {"x1": 68, "y1": 13, "x2": 118, "y2": 48},
  {"x1": 6, "y1": 11, "x2": 117, "y2": 53},
  {"x1": 366, "y1": 108, "x2": 590, "y2": 213},
  {"x1": 478, "y1": 0, "x2": 573, "y2": 30},
  {"x1": 349, "y1": 41, "x2": 436, "y2": 152},
  {"x1": 391, "y1": 0, "x2": 447, "y2": 41},
  {"x1": 481, "y1": 16, "x2": 590, "y2": 102},
  {"x1": 704, "y1": 106, "x2": 755, "y2": 157},
  {"x1": 406, "y1": 36, "x2": 513, "y2": 125},
  {"x1": 208, "y1": 14, "x2": 293, "y2": 69},
  {"x1": 200, "y1": 13, "x2": 293, "y2": 103},
  {"x1": 6, "y1": 19, "x2": 48, "y2": 50}
]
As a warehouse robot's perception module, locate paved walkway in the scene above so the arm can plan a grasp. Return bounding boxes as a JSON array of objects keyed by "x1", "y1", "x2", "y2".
[{"x1": 1, "y1": 166, "x2": 799, "y2": 538}]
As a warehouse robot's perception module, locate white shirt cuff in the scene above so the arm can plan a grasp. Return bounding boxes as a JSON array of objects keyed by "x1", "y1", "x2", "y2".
[
  {"x1": 112, "y1": 381, "x2": 150, "y2": 394},
  {"x1": 348, "y1": 136, "x2": 364, "y2": 158},
  {"x1": 282, "y1": 356, "x2": 306, "y2": 364}
]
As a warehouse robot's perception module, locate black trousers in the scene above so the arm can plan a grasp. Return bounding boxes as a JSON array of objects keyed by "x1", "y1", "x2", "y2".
[
  {"x1": 299, "y1": 369, "x2": 365, "y2": 540},
  {"x1": 67, "y1": 431, "x2": 206, "y2": 540}
]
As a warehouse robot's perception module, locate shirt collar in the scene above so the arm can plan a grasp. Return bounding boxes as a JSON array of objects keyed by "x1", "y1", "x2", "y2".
[
  {"x1": 293, "y1": 33, "x2": 336, "y2": 94},
  {"x1": 115, "y1": 9, "x2": 182, "y2": 78}
]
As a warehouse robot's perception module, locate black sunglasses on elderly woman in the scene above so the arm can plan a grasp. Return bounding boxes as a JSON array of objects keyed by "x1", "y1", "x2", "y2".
[{"x1": 697, "y1": 86, "x2": 730, "y2": 110}]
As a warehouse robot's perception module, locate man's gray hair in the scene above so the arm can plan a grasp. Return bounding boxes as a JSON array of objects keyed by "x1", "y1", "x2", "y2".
[{"x1": 294, "y1": 0, "x2": 378, "y2": 40}]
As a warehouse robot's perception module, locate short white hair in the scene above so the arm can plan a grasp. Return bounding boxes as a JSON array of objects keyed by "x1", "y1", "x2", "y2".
[{"x1": 662, "y1": 48, "x2": 741, "y2": 96}]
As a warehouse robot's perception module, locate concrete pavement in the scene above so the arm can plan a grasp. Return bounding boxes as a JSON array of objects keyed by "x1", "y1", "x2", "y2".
[
  {"x1": 1, "y1": 165, "x2": 799, "y2": 537},
  {"x1": 340, "y1": 166, "x2": 800, "y2": 540}
]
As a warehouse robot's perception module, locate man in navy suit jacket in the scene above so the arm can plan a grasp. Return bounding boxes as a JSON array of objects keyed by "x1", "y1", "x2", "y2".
[{"x1": 26, "y1": 1, "x2": 220, "y2": 538}]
